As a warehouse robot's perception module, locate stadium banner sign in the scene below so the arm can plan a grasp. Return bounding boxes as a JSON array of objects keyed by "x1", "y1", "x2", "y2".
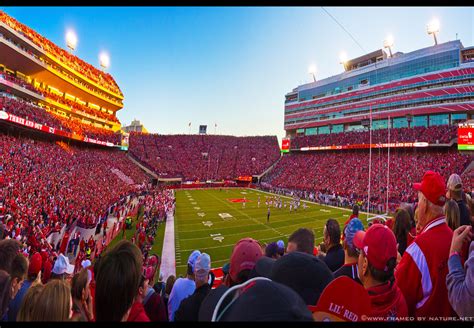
[
  {"x1": 236, "y1": 176, "x2": 252, "y2": 182},
  {"x1": 458, "y1": 122, "x2": 474, "y2": 150},
  {"x1": 299, "y1": 142, "x2": 428, "y2": 151},
  {"x1": 0, "y1": 111, "x2": 114, "y2": 147},
  {"x1": 281, "y1": 138, "x2": 290, "y2": 153},
  {"x1": 199, "y1": 125, "x2": 207, "y2": 134}
]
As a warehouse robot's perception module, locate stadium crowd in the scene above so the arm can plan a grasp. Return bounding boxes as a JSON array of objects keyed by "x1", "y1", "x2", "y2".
[
  {"x1": 0, "y1": 11, "x2": 123, "y2": 97},
  {"x1": 263, "y1": 149, "x2": 473, "y2": 213},
  {"x1": 1, "y1": 169, "x2": 472, "y2": 322},
  {"x1": 129, "y1": 133, "x2": 280, "y2": 181},
  {"x1": 0, "y1": 95, "x2": 121, "y2": 144},
  {"x1": 291, "y1": 125, "x2": 458, "y2": 149}
]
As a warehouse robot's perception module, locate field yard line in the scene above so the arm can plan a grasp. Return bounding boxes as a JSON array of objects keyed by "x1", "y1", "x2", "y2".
[
  {"x1": 178, "y1": 235, "x2": 325, "y2": 253},
  {"x1": 205, "y1": 189, "x2": 285, "y2": 237},
  {"x1": 159, "y1": 212, "x2": 176, "y2": 282}
]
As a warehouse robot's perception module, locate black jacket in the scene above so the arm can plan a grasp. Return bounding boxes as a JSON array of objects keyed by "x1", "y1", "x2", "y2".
[
  {"x1": 322, "y1": 244, "x2": 345, "y2": 272},
  {"x1": 174, "y1": 283, "x2": 211, "y2": 321}
]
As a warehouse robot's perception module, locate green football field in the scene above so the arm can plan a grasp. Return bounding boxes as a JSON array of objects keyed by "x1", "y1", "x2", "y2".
[{"x1": 174, "y1": 188, "x2": 359, "y2": 276}]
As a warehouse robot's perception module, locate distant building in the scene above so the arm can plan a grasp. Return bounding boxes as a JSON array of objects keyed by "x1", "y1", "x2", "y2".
[{"x1": 123, "y1": 119, "x2": 148, "y2": 133}]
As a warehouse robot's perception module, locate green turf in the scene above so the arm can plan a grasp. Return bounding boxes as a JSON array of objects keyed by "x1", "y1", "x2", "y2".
[{"x1": 174, "y1": 188, "x2": 360, "y2": 276}]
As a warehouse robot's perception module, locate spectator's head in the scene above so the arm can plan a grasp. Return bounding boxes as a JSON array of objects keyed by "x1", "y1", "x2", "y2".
[
  {"x1": 287, "y1": 228, "x2": 314, "y2": 255},
  {"x1": 187, "y1": 250, "x2": 201, "y2": 278},
  {"x1": 28, "y1": 252, "x2": 42, "y2": 281},
  {"x1": 444, "y1": 199, "x2": 460, "y2": 231},
  {"x1": 194, "y1": 253, "x2": 211, "y2": 286},
  {"x1": 343, "y1": 218, "x2": 364, "y2": 260},
  {"x1": 71, "y1": 268, "x2": 90, "y2": 304},
  {"x1": 414, "y1": 171, "x2": 446, "y2": 229},
  {"x1": 95, "y1": 240, "x2": 143, "y2": 321},
  {"x1": 271, "y1": 251, "x2": 334, "y2": 306},
  {"x1": 446, "y1": 173, "x2": 463, "y2": 201},
  {"x1": 324, "y1": 219, "x2": 341, "y2": 249},
  {"x1": 17, "y1": 284, "x2": 44, "y2": 321},
  {"x1": 0, "y1": 239, "x2": 21, "y2": 274},
  {"x1": 399, "y1": 203, "x2": 415, "y2": 228},
  {"x1": 51, "y1": 254, "x2": 75, "y2": 281},
  {"x1": 392, "y1": 208, "x2": 411, "y2": 243},
  {"x1": 276, "y1": 240, "x2": 285, "y2": 255},
  {"x1": 30, "y1": 279, "x2": 72, "y2": 321},
  {"x1": 136, "y1": 274, "x2": 150, "y2": 303},
  {"x1": 229, "y1": 238, "x2": 263, "y2": 285},
  {"x1": 354, "y1": 224, "x2": 397, "y2": 288},
  {"x1": 264, "y1": 242, "x2": 281, "y2": 259},
  {"x1": 0, "y1": 270, "x2": 12, "y2": 319},
  {"x1": 352, "y1": 204, "x2": 359, "y2": 217},
  {"x1": 164, "y1": 275, "x2": 176, "y2": 296},
  {"x1": 11, "y1": 254, "x2": 28, "y2": 299}
]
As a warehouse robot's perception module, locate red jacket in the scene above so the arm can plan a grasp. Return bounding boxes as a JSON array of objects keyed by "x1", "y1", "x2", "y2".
[
  {"x1": 367, "y1": 281, "x2": 408, "y2": 320},
  {"x1": 395, "y1": 216, "x2": 455, "y2": 318},
  {"x1": 127, "y1": 301, "x2": 150, "y2": 322}
]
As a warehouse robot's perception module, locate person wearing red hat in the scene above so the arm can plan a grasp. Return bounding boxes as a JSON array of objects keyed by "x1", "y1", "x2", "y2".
[
  {"x1": 395, "y1": 171, "x2": 456, "y2": 319},
  {"x1": 354, "y1": 224, "x2": 408, "y2": 320},
  {"x1": 7, "y1": 252, "x2": 42, "y2": 321}
]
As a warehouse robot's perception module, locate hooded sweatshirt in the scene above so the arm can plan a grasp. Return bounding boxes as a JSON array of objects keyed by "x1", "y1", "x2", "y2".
[
  {"x1": 127, "y1": 301, "x2": 150, "y2": 322},
  {"x1": 367, "y1": 281, "x2": 408, "y2": 321}
]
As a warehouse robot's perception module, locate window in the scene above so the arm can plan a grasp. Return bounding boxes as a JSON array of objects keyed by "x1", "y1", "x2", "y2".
[
  {"x1": 318, "y1": 126, "x2": 330, "y2": 134},
  {"x1": 451, "y1": 113, "x2": 467, "y2": 122},
  {"x1": 305, "y1": 127, "x2": 317, "y2": 136},
  {"x1": 413, "y1": 115, "x2": 428, "y2": 127},
  {"x1": 429, "y1": 114, "x2": 449, "y2": 126},
  {"x1": 393, "y1": 117, "x2": 408, "y2": 128}
]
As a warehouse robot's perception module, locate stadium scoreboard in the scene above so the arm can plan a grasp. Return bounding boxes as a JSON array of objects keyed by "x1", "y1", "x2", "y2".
[
  {"x1": 281, "y1": 138, "x2": 290, "y2": 153},
  {"x1": 458, "y1": 122, "x2": 474, "y2": 151}
]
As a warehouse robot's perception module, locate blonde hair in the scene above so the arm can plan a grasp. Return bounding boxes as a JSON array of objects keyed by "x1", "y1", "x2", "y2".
[
  {"x1": 445, "y1": 199, "x2": 460, "y2": 231},
  {"x1": 30, "y1": 279, "x2": 71, "y2": 321},
  {"x1": 17, "y1": 284, "x2": 44, "y2": 321}
]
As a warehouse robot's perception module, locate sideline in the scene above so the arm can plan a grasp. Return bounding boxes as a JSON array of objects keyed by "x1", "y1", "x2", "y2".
[{"x1": 159, "y1": 211, "x2": 176, "y2": 282}]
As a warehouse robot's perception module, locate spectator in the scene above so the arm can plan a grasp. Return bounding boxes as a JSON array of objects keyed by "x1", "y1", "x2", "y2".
[
  {"x1": 8, "y1": 252, "x2": 42, "y2": 321},
  {"x1": 208, "y1": 278, "x2": 313, "y2": 321},
  {"x1": 445, "y1": 199, "x2": 461, "y2": 231},
  {"x1": 344, "y1": 204, "x2": 360, "y2": 227},
  {"x1": 392, "y1": 208, "x2": 412, "y2": 256},
  {"x1": 270, "y1": 251, "x2": 334, "y2": 308},
  {"x1": 0, "y1": 270, "x2": 12, "y2": 320},
  {"x1": 168, "y1": 250, "x2": 201, "y2": 321},
  {"x1": 334, "y1": 218, "x2": 364, "y2": 283},
  {"x1": 446, "y1": 174, "x2": 471, "y2": 227},
  {"x1": 175, "y1": 253, "x2": 212, "y2": 321},
  {"x1": 50, "y1": 254, "x2": 75, "y2": 281},
  {"x1": 142, "y1": 271, "x2": 168, "y2": 322},
  {"x1": 16, "y1": 284, "x2": 44, "y2": 321},
  {"x1": 95, "y1": 240, "x2": 143, "y2": 321},
  {"x1": 264, "y1": 242, "x2": 282, "y2": 259},
  {"x1": 354, "y1": 224, "x2": 408, "y2": 320},
  {"x1": 127, "y1": 275, "x2": 151, "y2": 322},
  {"x1": 321, "y1": 219, "x2": 344, "y2": 272},
  {"x1": 446, "y1": 225, "x2": 473, "y2": 317},
  {"x1": 30, "y1": 279, "x2": 72, "y2": 321},
  {"x1": 286, "y1": 228, "x2": 314, "y2": 255},
  {"x1": 0, "y1": 239, "x2": 21, "y2": 274},
  {"x1": 162, "y1": 275, "x2": 175, "y2": 319},
  {"x1": 395, "y1": 171, "x2": 456, "y2": 317},
  {"x1": 70, "y1": 268, "x2": 94, "y2": 322}
]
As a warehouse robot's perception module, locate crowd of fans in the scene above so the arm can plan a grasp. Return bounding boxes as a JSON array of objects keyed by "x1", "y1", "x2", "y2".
[
  {"x1": 262, "y1": 148, "x2": 473, "y2": 213},
  {"x1": 2, "y1": 170, "x2": 472, "y2": 321},
  {"x1": 0, "y1": 11, "x2": 123, "y2": 97},
  {"x1": 0, "y1": 133, "x2": 149, "y2": 264},
  {"x1": 1, "y1": 95, "x2": 121, "y2": 144},
  {"x1": 291, "y1": 125, "x2": 458, "y2": 149},
  {"x1": 129, "y1": 133, "x2": 280, "y2": 181},
  {"x1": 0, "y1": 73, "x2": 38, "y2": 94}
]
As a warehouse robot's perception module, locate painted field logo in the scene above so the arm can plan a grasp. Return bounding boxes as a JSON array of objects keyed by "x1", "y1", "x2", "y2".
[
  {"x1": 211, "y1": 233, "x2": 224, "y2": 242},
  {"x1": 202, "y1": 221, "x2": 213, "y2": 227},
  {"x1": 227, "y1": 198, "x2": 251, "y2": 203},
  {"x1": 197, "y1": 212, "x2": 206, "y2": 217},
  {"x1": 218, "y1": 213, "x2": 233, "y2": 220}
]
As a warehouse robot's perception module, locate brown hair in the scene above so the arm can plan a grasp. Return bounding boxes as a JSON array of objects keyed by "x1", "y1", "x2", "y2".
[
  {"x1": 0, "y1": 270, "x2": 12, "y2": 319},
  {"x1": 288, "y1": 228, "x2": 315, "y2": 255},
  {"x1": 393, "y1": 208, "x2": 411, "y2": 247},
  {"x1": 0, "y1": 239, "x2": 21, "y2": 274},
  {"x1": 71, "y1": 269, "x2": 88, "y2": 301},
  {"x1": 445, "y1": 199, "x2": 460, "y2": 231},
  {"x1": 11, "y1": 254, "x2": 28, "y2": 281},
  {"x1": 165, "y1": 275, "x2": 176, "y2": 295},
  {"x1": 17, "y1": 284, "x2": 44, "y2": 321},
  {"x1": 30, "y1": 279, "x2": 71, "y2": 321}
]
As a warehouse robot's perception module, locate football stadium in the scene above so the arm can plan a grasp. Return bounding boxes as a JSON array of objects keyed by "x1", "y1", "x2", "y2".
[{"x1": 0, "y1": 7, "x2": 473, "y2": 323}]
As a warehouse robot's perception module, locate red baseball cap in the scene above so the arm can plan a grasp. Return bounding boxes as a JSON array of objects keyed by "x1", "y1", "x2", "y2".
[
  {"x1": 28, "y1": 252, "x2": 42, "y2": 275},
  {"x1": 313, "y1": 276, "x2": 372, "y2": 322},
  {"x1": 353, "y1": 224, "x2": 397, "y2": 272},
  {"x1": 229, "y1": 238, "x2": 263, "y2": 282},
  {"x1": 413, "y1": 170, "x2": 446, "y2": 206}
]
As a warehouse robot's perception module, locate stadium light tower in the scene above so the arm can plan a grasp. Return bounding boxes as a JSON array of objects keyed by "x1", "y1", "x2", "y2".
[
  {"x1": 99, "y1": 52, "x2": 110, "y2": 71},
  {"x1": 339, "y1": 51, "x2": 348, "y2": 71},
  {"x1": 308, "y1": 64, "x2": 317, "y2": 82},
  {"x1": 383, "y1": 35, "x2": 394, "y2": 57},
  {"x1": 427, "y1": 18, "x2": 440, "y2": 45},
  {"x1": 66, "y1": 30, "x2": 78, "y2": 52}
]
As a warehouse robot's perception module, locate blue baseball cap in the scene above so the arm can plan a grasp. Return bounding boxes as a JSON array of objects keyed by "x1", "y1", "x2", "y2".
[
  {"x1": 188, "y1": 250, "x2": 202, "y2": 271},
  {"x1": 277, "y1": 240, "x2": 285, "y2": 251},
  {"x1": 344, "y1": 218, "x2": 364, "y2": 250}
]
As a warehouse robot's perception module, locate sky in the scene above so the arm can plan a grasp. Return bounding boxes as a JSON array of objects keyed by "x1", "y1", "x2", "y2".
[{"x1": 1, "y1": 7, "x2": 473, "y2": 142}]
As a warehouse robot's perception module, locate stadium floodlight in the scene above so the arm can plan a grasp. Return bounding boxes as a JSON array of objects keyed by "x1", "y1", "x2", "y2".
[
  {"x1": 66, "y1": 30, "x2": 78, "y2": 52},
  {"x1": 339, "y1": 51, "x2": 348, "y2": 70},
  {"x1": 99, "y1": 52, "x2": 110, "y2": 70},
  {"x1": 427, "y1": 18, "x2": 440, "y2": 45},
  {"x1": 383, "y1": 35, "x2": 394, "y2": 57},
  {"x1": 308, "y1": 64, "x2": 317, "y2": 82}
]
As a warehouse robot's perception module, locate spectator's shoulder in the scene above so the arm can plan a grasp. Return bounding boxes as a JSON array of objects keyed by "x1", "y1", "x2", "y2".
[{"x1": 198, "y1": 285, "x2": 229, "y2": 321}]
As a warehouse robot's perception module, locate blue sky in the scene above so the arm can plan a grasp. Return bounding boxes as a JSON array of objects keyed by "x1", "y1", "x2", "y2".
[{"x1": 2, "y1": 7, "x2": 473, "y2": 142}]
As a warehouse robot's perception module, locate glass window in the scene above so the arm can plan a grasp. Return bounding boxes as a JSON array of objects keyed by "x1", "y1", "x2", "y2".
[
  {"x1": 332, "y1": 124, "x2": 344, "y2": 133},
  {"x1": 451, "y1": 113, "x2": 467, "y2": 122},
  {"x1": 318, "y1": 126, "x2": 330, "y2": 134},
  {"x1": 373, "y1": 119, "x2": 388, "y2": 130},
  {"x1": 429, "y1": 114, "x2": 449, "y2": 126},
  {"x1": 393, "y1": 117, "x2": 408, "y2": 128},
  {"x1": 413, "y1": 115, "x2": 428, "y2": 127},
  {"x1": 305, "y1": 127, "x2": 317, "y2": 136}
]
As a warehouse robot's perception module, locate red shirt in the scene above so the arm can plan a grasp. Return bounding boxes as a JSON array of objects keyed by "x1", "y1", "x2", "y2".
[
  {"x1": 367, "y1": 281, "x2": 408, "y2": 320},
  {"x1": 127, "y1": 301, "x2": 150, "y2": 322}
]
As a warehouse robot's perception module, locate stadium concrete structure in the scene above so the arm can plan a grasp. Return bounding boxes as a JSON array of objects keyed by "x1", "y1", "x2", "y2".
[{"x1": 284, "y1": 40, "x2": 474, "y2": 145}]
